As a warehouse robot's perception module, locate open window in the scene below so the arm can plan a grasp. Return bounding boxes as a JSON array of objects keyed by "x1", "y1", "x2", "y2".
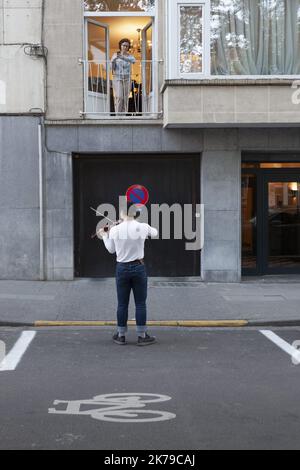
[
  {"x1": 83, "y1": 0, "x2": 159, "y2": 119},
  {"x1": 168, "y1": 0, "x2": 210, "y2": 79}
]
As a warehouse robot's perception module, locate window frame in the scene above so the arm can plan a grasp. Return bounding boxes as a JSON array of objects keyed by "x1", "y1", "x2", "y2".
[
  {"x1": 167, "y1": 0, "x2": 300, "y2": 80},
  {"x1": 83, "y1": 0, "x2": 157, "y2": 16},
  {"x1": 168, "y1": 0, "x2": 211, "y2": 79}
]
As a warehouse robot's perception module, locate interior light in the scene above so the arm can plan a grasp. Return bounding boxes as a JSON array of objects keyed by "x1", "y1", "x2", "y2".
[
  {"x1": 290, "y1": 183, "x2": 298, "y2": 192},
  {"x1": 289, "y1": 182, "x2": 299, "y2": 198}
]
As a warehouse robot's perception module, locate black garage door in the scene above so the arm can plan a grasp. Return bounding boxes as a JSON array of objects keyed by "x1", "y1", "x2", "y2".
[{"x1": 74, "y1": 154, "x2": 200, "y2": 277}]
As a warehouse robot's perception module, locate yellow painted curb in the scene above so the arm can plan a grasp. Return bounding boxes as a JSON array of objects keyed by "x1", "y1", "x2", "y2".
[{"x1": 34, "y1": 320, "x2": 248, "y2": 328}]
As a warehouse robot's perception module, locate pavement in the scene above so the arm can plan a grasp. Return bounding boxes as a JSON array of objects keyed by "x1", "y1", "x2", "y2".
[{"x1": 0, "y1": 276, "x2": 300, "y2": 327}]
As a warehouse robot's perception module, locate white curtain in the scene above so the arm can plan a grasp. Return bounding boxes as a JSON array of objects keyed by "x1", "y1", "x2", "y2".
[{"x1": 211, "y1": 0, "x2": 300, "y2": 75}]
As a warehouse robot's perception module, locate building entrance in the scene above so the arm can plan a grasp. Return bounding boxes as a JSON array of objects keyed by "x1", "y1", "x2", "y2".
[{"x1": 242, "y1": 161, "x2": 300, "y2": 275}]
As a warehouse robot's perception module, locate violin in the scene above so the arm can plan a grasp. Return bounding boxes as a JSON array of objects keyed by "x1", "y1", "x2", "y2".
[
  {"x1": 91, "y1": 219, "x2": 122, "y2": 239},
  {"x1": 103, "y1": 219, "x2": 122, "y2": 232}
]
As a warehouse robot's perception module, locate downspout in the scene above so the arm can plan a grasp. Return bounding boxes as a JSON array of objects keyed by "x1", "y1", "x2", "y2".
[
  {"x1": 38, "y1": 122, "x2": 45, "y2": 280},
  {"x1": 39, "y1": 0, "x2": 46, "y2": 280}
]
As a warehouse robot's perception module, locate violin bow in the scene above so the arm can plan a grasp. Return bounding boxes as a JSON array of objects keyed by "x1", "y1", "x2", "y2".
[{"x1": 90, "y1": 207, "x2": 116, "y2": 239}]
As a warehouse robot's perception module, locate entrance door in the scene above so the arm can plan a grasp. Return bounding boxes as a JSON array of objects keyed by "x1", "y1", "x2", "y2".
[
  {"x1": 74, "y1": 154, "x2": 200, "y2": 278},
  {"x1": 264, "y1": 175, "x2": 300, "y2": 274},
  {"x1": 242, "y1": 164, "x2": 300, "y2": 275},
  {"x1": 86, "y1": 20, "x2": 110, "y2": 115}
]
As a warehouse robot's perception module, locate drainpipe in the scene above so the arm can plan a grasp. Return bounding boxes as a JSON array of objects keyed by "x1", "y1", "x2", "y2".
[{"x1": 38, "y1": 122, "x2": 45, "y2": 280}]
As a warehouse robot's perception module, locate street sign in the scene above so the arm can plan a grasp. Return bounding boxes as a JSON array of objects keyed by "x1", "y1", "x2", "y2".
[{"x1": 126, "y1": 185, "x2": 149, "y2": 207}]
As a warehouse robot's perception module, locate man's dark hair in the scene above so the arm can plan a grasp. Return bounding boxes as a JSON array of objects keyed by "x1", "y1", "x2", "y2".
[
  {"x1": 119, "y1": 38, "x2": 131, "y2": 50},
  {"x1": 126, "y1": 201, "x2": 141, "y2": 219}
]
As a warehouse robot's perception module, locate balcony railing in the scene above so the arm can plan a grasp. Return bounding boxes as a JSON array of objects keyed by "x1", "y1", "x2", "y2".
[{"x1": 82, "y1": 59, "x2": 162, "y2": 119}]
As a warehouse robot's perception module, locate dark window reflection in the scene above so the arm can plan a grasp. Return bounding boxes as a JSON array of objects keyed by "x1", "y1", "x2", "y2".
[
  {"x1": 268, "y1": 182, "x2": 300, "y2": 268},
  {"x1": 242, "y1": 174, "x2": 257, "y2": 269}
]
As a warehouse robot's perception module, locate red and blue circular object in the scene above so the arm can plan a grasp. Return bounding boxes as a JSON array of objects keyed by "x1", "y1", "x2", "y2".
[{"x1": 126, "y1": 185, "x2": 149, "y2": 207}]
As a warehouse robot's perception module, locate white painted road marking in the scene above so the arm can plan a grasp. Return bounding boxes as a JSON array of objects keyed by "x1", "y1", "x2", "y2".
[
  {"x1": 49, "y1": 393, "x2": 176, "y2": 423},
  {"x1": 0, "y1": 340, "x2": 5, "y2": 362},
  {"x1": 0, "y1": 331, "x2": 36, "y2": 371},
  {"x1": 260, "y1": 330, "x2": 300, "y2": 364}
]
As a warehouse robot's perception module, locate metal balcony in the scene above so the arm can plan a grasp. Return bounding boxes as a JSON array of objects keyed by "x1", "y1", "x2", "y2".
[{"x1": 82, "y1": 59, "x2": 162, "y2": 119}]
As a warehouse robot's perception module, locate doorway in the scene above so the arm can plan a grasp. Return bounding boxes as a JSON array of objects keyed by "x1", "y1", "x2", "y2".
[
  {"x1": 242, "y1": 161, "x2": 300, "y2": 275},
  {"x1": 85, "y1": 15, "x2": 155, "y2": 117}
]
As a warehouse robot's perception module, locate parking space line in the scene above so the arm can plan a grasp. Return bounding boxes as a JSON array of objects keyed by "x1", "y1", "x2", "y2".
[
  {"x1": 260, "y1": 330, "x2": 300, "y2": 363},
  {"x1": 0, "y1": 331, "x2": 36, "y2": 371}
]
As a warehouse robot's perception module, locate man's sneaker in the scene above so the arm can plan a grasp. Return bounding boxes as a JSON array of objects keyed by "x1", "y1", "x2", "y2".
[
  {"x1": 113, "y1": 333, "x2": 127, "y2": 345},
  {"x1": 137, "y1": 333, "x2": 156, "y2": 346}
]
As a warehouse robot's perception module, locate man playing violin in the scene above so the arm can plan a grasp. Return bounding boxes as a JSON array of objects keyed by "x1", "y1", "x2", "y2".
[{"x1": 99, "y1": 202, "x2": 158, "y2": 346}]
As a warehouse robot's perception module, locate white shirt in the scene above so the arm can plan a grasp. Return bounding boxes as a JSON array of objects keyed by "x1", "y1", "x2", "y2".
[{"x1": 102, "y1": 219, "x2": 158, "y2": 263}]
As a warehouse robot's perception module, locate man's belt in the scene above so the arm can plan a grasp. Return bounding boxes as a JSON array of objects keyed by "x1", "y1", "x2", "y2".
[{"x1": 120, "y1": 259, "x2": 144, "y2": 265}]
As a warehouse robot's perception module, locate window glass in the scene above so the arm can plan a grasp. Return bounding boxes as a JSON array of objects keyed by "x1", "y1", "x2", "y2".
[
  {"x1": 211, "y1": 0, "x2": 300, "y2": 75},
  {"x1": 260, "y1": 163, "x2": 300, "y2": 168},
  {"x1": 242, "y1": 162, "x2": 300, "y2": 169},
  {"x1": 268, "y1": 181, "x2": 300, "y2": 269},
  {"x1": 84, "y1": 0, "x2": 155, "y2": 12},
  {"x1": 180, "y1": 5, "x2": 203, "y2": 74},
  {"x1": 242, "y1": 174, "x2": 257, "y2": 270}
]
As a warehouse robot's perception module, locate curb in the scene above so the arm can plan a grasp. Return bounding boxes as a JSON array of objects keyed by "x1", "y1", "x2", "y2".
[
  {"x1": 34, "y1": 320, "x2": 248, "y2": 327},
  {"x1": 1, "y1": 320, "x2": 247, "y2": 328},
  {"x1": 248, "y1": 320, "x2": 300, "y2": 327},
  {"x1": 0, "y1": 321, "x2": 34, "y2": 328},
  {"x1": 1, "y1": 320, "x2": 300, "y2": 328}
]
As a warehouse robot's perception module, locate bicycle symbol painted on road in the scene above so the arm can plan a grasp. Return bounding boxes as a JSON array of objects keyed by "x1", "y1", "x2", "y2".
[{"x1": 49, "y1": 393, "x2": 176, "y2": 423}]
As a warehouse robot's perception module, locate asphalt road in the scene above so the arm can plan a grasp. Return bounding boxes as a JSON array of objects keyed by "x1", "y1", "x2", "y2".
[{"x1": 0, "y1": 326, "x2": 300, "y2": 450}]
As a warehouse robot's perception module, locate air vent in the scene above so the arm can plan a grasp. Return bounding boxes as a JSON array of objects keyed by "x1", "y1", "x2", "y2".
[{"x1": 150, "y1": 281, "x2": 203, "y2": 288}]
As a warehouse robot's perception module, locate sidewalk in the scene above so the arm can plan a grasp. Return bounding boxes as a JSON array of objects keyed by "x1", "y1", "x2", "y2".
[{"x1": 0, "y1": 277, "x2": 300, "y2": 327}]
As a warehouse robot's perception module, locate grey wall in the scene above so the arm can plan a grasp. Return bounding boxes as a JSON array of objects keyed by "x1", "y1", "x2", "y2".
[
  {"x1": 2, "y1": 122, "x2": 299, "y2": 281},
  {"x1": 44, "y1": 0, "x2": 83, "y2": 120},
  {"x1": 0, "y1": 0, "x2": 45, "y2": 114},
  {"x1": 45, "y1": 150, "x2": 73, "y2": 281},
  {"x1": 0, "y1": 117, "x2": 40, "y2": 280},
  {"x1": 201, "y1": 130, "x2": 241, "y2": 282},
  {"x1": 45, "y1": 125, "x2": 300, "y2": 282}
]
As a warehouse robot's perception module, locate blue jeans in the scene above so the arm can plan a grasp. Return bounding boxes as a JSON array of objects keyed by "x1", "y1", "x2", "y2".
[{"x1": 116, "y1": 262, "x2": 148, "y2": 336}]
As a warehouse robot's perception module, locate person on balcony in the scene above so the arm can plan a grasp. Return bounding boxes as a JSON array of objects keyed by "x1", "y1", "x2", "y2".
[{"x1": 111, "y1": 38, "x2": 136, "y2": 115}]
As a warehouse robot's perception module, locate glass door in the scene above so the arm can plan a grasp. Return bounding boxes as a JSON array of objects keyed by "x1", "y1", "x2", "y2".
[
  {"x1": 242, "y1": 163, "x2": 300, "y2": 276},
  {"x1": 86, "y1": 20, "x2": 110, "y2": 115},
  {"x1": 142, "y1": 21, "x2": 153, "y2": 114},
  {"x1": 264, "y1": 175, "x2": 300, "y2": 273}
]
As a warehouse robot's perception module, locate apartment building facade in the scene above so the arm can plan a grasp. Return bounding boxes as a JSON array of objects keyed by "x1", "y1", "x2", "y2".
[{"x1": 1, "y1": 0, "x2": 300, "y2": 282}]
